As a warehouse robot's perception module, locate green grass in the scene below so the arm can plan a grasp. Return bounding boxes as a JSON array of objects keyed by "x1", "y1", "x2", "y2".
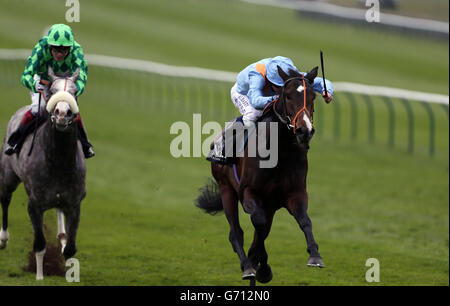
[
  {"x1": 0, "y1": 0, "x2": 448, "y2": 286},
  {"x1": 0, "y1": 61, "x2": 448, "y2": 286}
]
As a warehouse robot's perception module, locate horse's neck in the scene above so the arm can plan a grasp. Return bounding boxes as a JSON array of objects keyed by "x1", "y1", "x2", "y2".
[
  {"x1": 42, "y1": 120, "x2": 78, "y2": 168},
  {"x1": 280, "y1": 127, "x2": 308, "y2": 163},
  {"x1": 263, "y1": 115, "x2": 308, "y2": 165}
]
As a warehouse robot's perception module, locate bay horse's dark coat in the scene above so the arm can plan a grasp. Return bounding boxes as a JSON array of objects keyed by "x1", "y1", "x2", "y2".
[{"x1": 196, "y1": 66, "x2": 327, "y2": 284}]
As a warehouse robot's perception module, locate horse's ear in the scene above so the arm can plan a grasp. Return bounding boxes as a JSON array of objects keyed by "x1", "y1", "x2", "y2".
[
  {"x1": 277, "y1": 65, "x2": 289, "y2": 82},
  {"x1": 305, "y1": 66, "x2": 318, "y2": 83},
  {"x1": 289, "y1": 68, "x2": 302, "y2": 78},
  {"x1": 69, "y1": 68, "x2": 80, "y2": 82},
  {"x1": 47, "y1": 66, "x2": 57, "y2": 82}
]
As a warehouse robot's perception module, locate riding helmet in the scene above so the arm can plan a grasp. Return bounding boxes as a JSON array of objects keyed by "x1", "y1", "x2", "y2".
[{"x1": 47, "y1": 24, "x2": 74, "y2": 47}]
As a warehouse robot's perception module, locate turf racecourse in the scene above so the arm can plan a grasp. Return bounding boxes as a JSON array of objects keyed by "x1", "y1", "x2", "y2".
[
  {"x1": 0, "y1": 0, "x2": 449, "y2": 286},
  {"x1": 0, "y1": 62, "x2": 448, "y2": 286}
]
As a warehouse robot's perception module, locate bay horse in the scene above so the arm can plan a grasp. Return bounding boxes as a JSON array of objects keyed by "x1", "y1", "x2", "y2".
[
  {"x1": 196, "y1": 66, "x2": 328, "y2": 284},
  {"x1": 0, "y1": 67, "x2": 86, "y2": 280}
]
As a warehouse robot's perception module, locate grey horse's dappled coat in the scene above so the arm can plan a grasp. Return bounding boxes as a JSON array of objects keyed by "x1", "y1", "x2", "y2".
[
  {"x1": 1, "y1": 106, "x2": 86, "y2": 210},
  {"x1": 0, "y1": 72, "x2": 86, "y2": 278}
]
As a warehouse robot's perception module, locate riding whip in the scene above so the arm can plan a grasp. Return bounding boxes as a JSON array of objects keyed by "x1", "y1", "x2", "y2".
[
  {"x1": 28, "y1": 87, "x2": 42, "y2": 156},
  {"x1": 320, "y1": 50, "x2": 328, "y2": 97}
]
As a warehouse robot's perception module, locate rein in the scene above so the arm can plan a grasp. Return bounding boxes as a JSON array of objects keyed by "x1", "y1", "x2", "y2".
[
  {"x1": 28, "y1": 79, "x2": 50, "y2": 156},
  {"x1": 272, "y1": 76, "x2": 311, "y2": 134}
]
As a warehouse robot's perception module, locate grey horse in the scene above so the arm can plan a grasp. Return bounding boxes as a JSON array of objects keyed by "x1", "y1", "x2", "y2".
[{"x1": 0, "y1": 67, "x2": 86, "y2": 280}]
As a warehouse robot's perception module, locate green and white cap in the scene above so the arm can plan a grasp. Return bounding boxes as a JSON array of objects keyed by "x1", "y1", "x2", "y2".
[{"x1": 47, "y1": 24, "x2": 74, "y2": 47}]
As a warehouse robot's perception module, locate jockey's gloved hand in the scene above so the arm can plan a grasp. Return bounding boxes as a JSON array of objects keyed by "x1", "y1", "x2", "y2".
[
  {"x1": 35, "y1": 81, "x2": 48, "y2": 92},
  {"x1": 323, "y1": 91, "x2": 333, "y2": 103}
]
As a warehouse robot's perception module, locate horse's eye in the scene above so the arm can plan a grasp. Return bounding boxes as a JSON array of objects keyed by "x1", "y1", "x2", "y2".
[{"x1": 67, "y1": 109, "x2": 72, "y2": 117}]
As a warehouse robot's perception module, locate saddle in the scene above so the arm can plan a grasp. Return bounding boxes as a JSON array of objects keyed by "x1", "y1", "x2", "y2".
[{"x1": 207, "y1": 103, "x2": 276, "y2": 166}]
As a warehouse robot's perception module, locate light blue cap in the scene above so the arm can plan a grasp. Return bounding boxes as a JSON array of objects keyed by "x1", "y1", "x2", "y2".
[{"x1": 266, "y1": 56, "x2": 298, "y2": 86}]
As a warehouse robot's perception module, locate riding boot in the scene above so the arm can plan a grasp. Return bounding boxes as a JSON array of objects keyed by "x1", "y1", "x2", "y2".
[
  {"x1": 75, "y1": 114, "x2": 95, "y2": 159},
  {"x1": 4, "y1": 110, "x2": 36, "y2": 155},
  {"x1": 206, "y1": 132, "x2": 228, "y2": 165},
  {"x1": 207, "y1": 117, "x2": 244, "y2": 165}
]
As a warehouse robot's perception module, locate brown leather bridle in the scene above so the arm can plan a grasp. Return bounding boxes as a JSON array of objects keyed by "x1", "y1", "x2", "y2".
[{"x1": 272, "y1": 75, "x2": 313, "y2": 134}]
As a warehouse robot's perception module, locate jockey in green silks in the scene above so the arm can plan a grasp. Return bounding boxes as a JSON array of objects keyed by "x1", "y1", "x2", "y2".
[{"x1": 4, "y1": 23, "x2": 94, "y2": 158}]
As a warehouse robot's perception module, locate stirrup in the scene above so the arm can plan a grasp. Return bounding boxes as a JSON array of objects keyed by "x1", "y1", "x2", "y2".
[
  {"x1": 206, "y1": 155, "x2": 228, "y2": 165},
  {"x1": 84, "y1": 147, "x2": 95, "y2": 159},
  {"x1": 4, "y1": 144, "x2": 17, "y2": 155},
  {"x1": 206, "y1": 150, "x2": 234, "y2": 165}
]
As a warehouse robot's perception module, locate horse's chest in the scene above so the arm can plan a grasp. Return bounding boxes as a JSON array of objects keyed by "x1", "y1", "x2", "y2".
[
  {"x1": 24, "y1": 169, "x2": 85, "y2": 207},
  {"x1": 251, "y1": 164, "x2": 305, "y2": 202}
]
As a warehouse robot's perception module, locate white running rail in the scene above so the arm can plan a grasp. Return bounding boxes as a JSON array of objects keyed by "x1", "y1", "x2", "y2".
[
  {"x1": 1, "y1": 49, "x2": 448, "y2": 105},
  {"x1": 240, "y1": 0, "x2": 449, "y2": 35}
]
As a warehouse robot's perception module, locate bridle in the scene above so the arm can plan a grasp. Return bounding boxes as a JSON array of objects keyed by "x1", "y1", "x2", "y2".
[{"x1": 272, "y1": 75, "x2": 313, "y2": 134}]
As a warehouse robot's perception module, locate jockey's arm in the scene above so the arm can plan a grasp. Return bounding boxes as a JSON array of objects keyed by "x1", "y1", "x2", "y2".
[
  {"x1": 71, "y1": 43, "x2": 88, "y2": 96},
  {"x1": 247, "y1": 71, "x2": 278, "y2": 110},
  {"x1": 304, "y1": 72, "x2": 334, "y2": 102},
  {"x1": 21, "y1": 40, "x2": 45, "y2": 93}
]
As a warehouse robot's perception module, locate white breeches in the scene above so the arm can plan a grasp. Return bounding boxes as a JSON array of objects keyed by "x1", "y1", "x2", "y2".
[
  {"x1": 30, "y1": 75, "x2": 50, "y2": 115},
  {"x1": 231, "y1": 83, "x2": 262, "y2": 127},
  {"x1": 30, "y1": 90, "x2": 50, "y2": 115}
]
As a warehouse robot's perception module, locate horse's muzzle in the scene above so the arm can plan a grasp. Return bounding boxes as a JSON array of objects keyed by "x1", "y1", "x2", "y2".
[
  {"x1": 295, "y1": 126, "x2": 315, "y2": 150},
  {"x1": 51, "y1": 114, "x2": 74, "y2": 132}
]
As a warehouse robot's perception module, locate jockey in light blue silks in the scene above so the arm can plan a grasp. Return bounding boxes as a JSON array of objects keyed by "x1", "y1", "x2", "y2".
[{"x1": 207, "y1": 56, "x2": 333, "y2": 165}]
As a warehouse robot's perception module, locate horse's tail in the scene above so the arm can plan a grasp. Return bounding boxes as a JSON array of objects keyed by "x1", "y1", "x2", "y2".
[{"x1": 195, "y1": 178, "x2": 223, "y2": 215}]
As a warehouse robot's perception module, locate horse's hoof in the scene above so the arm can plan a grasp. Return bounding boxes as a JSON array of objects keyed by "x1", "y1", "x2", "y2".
[
  {"x1": 63, "y1": 244, "x2": 77, "y2": 260},
  {"x1": 0, "y1": 229, "x2": 9, "y2": 249},
  {"x1": 256, "y1": 264, "x2": 273, "y2": 283},
  {"x1": 242, "y1": 268, "x2": 256, "y2": 280},
  {"x1": 307, "y1": 256, "x2": 325, "y2": 268},
  {"x1": 0, "y1": 240, "x2": 7, "y2": 249}
]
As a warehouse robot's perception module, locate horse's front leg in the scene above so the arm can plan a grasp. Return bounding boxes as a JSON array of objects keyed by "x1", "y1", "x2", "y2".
[
  {"x1": 62, "y1": 204, "x2": 80, "y2": 260},
  {"x1": 28, "y1": 201, "x2": 46, "y2": 280},
  {"x1": 56, "y1": 209, "x2": 67, "y2": 252},
  {"x1": 287, "y1": 193, "x2": 325, "y2": 268},
  {"x1": 244, "y1": 190, "x2": 275, "y2": 283}
]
